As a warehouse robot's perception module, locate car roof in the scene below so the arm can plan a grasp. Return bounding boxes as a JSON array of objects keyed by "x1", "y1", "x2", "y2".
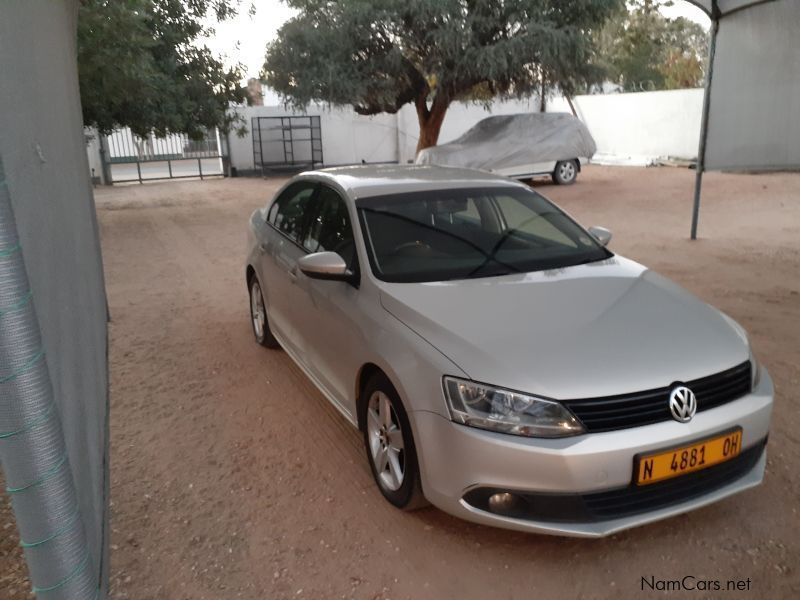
[{"x1": 296, "y1": 164, "x2": 526, "y2": 200}]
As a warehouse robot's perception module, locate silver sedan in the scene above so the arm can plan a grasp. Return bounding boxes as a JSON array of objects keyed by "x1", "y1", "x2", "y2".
[{"x1": 245, "y1": 165, "x2": 773, "y2": 537}]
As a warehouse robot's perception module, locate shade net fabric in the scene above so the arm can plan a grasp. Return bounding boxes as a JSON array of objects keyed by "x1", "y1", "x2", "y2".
[
  {"x1": 704, "y1": 0, "x2": 800, "y2": 171},
  {"x1": 0, "y1": 2, "x2": 109, "y2": 598},
  {"x1": 415, "y1": 113, "x2": 596, "y2": 173}
]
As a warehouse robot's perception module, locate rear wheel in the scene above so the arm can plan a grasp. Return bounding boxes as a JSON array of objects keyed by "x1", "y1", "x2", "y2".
[
  {"x1": 362, "y1": 373, "x2": 427, "y2": 510},
  {"x1": 249, "y1": 276, "x2": 279, "y2": 348},
  {"x1": 552, "y1": 160, "x2": 578, "y2": 185}
]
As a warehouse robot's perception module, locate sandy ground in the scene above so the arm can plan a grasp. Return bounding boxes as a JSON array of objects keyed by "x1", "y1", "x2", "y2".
[
  {"x1": 2, "y1": 165, "x2": 799, "y2": 599},
  {"x1": 0, "y1": 483, "x2": 26, "y2": 596}
]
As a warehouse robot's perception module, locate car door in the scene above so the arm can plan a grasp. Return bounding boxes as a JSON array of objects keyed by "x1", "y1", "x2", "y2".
[
  {"x1": 260, "y1": 181, "x2": 318, "y2": 357},
  {"x1": 293, "y1": 184, "x2": 363, "y2": 417}
]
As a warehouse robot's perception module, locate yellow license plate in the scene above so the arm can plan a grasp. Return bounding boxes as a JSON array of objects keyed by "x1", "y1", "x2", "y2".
[{"x1": 635, "y1": 429, "x2": 742, "y2": 486}]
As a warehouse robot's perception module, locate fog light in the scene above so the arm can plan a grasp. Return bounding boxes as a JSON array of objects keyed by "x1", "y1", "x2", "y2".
[{"x1": 487, "y1": 492, "x2": 520, "y2": 514}]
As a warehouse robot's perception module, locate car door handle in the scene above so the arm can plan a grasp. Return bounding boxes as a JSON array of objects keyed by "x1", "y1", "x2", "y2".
[
  {"x1": 288, "y1": 265, "x2": 298, "y2": 283},
  {"x1": 259, "y1": 242, "x2": 269, "y2": 253}
]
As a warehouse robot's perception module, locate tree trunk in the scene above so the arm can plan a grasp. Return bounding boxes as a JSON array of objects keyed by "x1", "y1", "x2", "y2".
[
  {"x1": 415, "y1": 93, "x2": 449, "y2": 155},
  {"x1": 565, "y1": 95, "x2": 578, "y2": 118},
  {"x1": 539, "y1": 78, "x2": 547, "y2": 112}
]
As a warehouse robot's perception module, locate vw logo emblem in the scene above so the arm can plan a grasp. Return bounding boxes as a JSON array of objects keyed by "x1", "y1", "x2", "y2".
[{"x1": 669, "y1": 386, "x2": 697, "y2": 423}]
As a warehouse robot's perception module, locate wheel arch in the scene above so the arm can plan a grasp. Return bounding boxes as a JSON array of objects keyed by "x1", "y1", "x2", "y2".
[
  {"x1": 246, "y1": 264, "x2": 257, "y2": 293},
  {"x1": 356, "y1": 362, "x2": 384, "y2": 432}
]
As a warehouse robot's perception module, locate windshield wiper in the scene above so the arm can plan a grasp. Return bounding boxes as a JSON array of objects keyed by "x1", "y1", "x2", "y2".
[
  {"x1": 461, "y1": 265, "x2": 518, "y2": 279},
  {"x1": 570, "y1": 251, "x2": 613, "y2": 267},
  {"x1": 464, "y1": 212, "x2": 563, "y2": 277}
]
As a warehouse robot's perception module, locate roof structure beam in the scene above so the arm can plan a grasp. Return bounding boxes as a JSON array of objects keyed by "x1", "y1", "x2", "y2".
[{"x1": 682, "y1": 0, "x2": 777, "y2": 19}]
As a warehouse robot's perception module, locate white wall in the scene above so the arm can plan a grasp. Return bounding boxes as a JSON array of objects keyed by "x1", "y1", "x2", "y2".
[
  {"x1": 89, "y1": 88, "x2": 705, "y2": 180},
  {"x1": 397, "y1": 89, "x2": 702, "y2": 165},
  {"x1": 84, "y1": 128, "x2": 105, "y2": 183},
  {"x1": 227, "y1": 104, "x2": 398, "y2": 172},
  {"x1": 556, "y1": 89, "x2": 704, "y2": 164}
]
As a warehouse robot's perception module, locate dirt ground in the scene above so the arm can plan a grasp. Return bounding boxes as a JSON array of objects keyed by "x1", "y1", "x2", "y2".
[{"x1": 3, "y1": 165, "x2": 799, "y2": 599}]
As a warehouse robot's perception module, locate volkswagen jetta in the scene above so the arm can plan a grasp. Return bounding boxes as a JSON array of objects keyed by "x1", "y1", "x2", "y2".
[{"x1": 245, "y1": 165, "x2": 773, "y2": 537}]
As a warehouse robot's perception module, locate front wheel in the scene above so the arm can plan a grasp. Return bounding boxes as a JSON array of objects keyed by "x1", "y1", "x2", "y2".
[
  {"x1": 249, "y1": 276, "x2": 279, "y2": 348},
  {"x1": 362, "y1": 373, "x2": 427, "y2": 510},
  {"x1": 552, "y1": 160, "x2": 578, "y2": 185}
]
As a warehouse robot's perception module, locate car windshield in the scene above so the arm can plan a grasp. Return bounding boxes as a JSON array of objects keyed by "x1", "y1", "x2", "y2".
[{"x1": 357, "y1": 186, "x2": 611, "y2": 283}]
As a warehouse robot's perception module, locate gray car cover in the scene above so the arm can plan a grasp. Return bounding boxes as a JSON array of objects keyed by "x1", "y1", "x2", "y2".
[{"x1": 416, "y1": 112, "x2": 596, "y2": 172}]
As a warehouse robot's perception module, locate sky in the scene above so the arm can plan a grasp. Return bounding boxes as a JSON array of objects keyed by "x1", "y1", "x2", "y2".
[{"x1": 203, "y1": 0, "x2": 711, "y2": 87}]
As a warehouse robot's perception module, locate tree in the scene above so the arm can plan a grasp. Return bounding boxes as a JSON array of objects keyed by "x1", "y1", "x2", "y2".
[
  {"x1": 595, "y1": 0, "x2": 708, "y2": 92},
  {"x1": 77, "y1": 0, "x2": 247, "y2": 139},
  {"x1": 263, "y1": 0, "x2": 622, "y2": 153}
]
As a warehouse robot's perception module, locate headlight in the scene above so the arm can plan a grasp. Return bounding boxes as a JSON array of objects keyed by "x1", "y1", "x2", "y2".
[{"x1": 442, "y1": 377, "x2": 585, "y2": 438}]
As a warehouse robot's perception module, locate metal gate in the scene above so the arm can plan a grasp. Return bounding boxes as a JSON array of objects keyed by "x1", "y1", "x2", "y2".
[
  {"x1": 100, "y1": 128, "x2": 226, "y2": 184},
  {"x1": 252, "y1": 116, "x2": 323, "y2": 174}
]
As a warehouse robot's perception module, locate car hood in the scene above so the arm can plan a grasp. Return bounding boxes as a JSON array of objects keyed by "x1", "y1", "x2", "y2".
[{"x1": 378, "y1": 256, "x2": 749, "y2": 399}]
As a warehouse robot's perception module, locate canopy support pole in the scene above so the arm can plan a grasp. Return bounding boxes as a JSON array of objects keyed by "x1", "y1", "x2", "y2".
[{"x1": 691, "y1": 3, "x2": 720, "y2": 240}]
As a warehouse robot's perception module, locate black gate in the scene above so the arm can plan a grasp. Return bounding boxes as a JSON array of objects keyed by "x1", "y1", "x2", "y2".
[
  {"x1": 100, "y1": 128, "x2": 226, "y2": 184},
  {"x1": 252, "y1": 116, "x2": 323, "y2": 174}
]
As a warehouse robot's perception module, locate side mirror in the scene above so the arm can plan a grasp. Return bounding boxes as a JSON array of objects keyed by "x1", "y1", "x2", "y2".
[
  {"x1": 588, "y1": 226, "x2": 612, "y2": 247},
  {"x1": 297, "y1": 251, "x2": 354, "y2": 282}
]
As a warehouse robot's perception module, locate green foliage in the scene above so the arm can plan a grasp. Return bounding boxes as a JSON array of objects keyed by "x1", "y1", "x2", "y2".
[
  {"x1": 264, "y1": 0, "x2": 622, "y2": 150},
  {"x1": 595, "y1": 0, "x2": 708, "y2": 91},
  {"x1": 78, "y1": 0, "x2": 247, "y2": 139}
]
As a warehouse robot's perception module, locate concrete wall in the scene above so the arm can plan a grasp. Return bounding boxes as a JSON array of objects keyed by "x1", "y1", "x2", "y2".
[
  {"x1": 227, "y1": 105, "x2": 399, "y2": 172},
  {"x1": 396, "y1": 90, "x2": 703, "y2": 165},
  {"x1": 85, "y1": 128, "x2": 105, "y2": 184},
  {"x1": 232, "y1": 89, "x2": 703, "y2": 172},
  {"x1": 90, "y1": 88, "x2": 705, "y2": 180},
  {"x1": 551, "y1": 89, "x2": 704, "y2": 165}
]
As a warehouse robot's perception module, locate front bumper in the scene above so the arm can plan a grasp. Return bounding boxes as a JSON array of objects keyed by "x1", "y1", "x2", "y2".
[{"x1": 412, "y1": 368, "x2": 773, "y2": 537}]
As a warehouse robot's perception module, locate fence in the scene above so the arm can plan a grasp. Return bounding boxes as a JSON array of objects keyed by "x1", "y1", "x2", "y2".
[
  {"x1": 251, "y1": 115, "x2": 323, "y2": 174},
  {"x1": 99, "y1": 128, "x2": 226, "y2": 184}
]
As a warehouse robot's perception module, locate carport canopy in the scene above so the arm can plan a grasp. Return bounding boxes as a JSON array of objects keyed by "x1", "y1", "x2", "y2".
[
  {"x1": 685, "y1": 0, "x2": 776, "y2": 17},
  {"x1": 684, "y1": 0, "x2": 800, "y2": 238}
]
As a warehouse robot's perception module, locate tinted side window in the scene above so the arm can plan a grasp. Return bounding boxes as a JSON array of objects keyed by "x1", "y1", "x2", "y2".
[
  {"x1": 269, "y1": 183, "x2": 317, "y2": 241},
  {"x1": 303, "y1": 186, "x2": 357, "y2": 268}
]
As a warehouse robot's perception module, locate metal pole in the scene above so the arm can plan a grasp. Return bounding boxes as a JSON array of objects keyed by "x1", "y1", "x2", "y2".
[
  {"x1": 215, "y1": 128, "x2": 225, "y2": 176},
  {"x1": 136, "y1": 160, "x2": 142, "y2": 184},
  {"x1": 259, "y1": 118, "x2": 266, "y2": 176},
  {"x1": 198, "y1": 158, "x2": 203, "y2": 180},
  {"x1": 691, "y1": 7, "x2": 720, "y2": 240},
  {"x1": 98, "y1": 135, "x2": 111, "y2": 186},
  {"x1": 167, "y1": 160, "x2": 172, "y2": 178}
]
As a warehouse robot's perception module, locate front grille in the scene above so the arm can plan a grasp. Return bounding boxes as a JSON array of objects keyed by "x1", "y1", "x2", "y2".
[
  {"x1": 562, "y1": 361, "x2": 752, "y2": 433},
  {"x1": 462, "y1": 439, "x2": 766, "y2": 523}
]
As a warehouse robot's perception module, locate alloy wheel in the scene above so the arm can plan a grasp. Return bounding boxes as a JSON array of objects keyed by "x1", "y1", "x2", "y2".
[
  {"x1": 250, "y1": 280, "x2": 265, "y2": 340},
  {"x1": 559, "y1": 161, "x2": 576, "y2": 182},
  {"x1": 367, "y1": 391, "x2": 405, "y2": 491}
]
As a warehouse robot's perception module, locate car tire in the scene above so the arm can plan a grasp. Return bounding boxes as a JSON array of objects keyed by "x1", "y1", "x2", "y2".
[
  {"x1": 361, "y1": 372, "x2": 428, "y2": 511},
  {"x1": 249, "y1": 275, "x2": 280, "y2": 348},
  {"x1": 552, "y1": 160, "x2": 578, "y2": 185}
]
